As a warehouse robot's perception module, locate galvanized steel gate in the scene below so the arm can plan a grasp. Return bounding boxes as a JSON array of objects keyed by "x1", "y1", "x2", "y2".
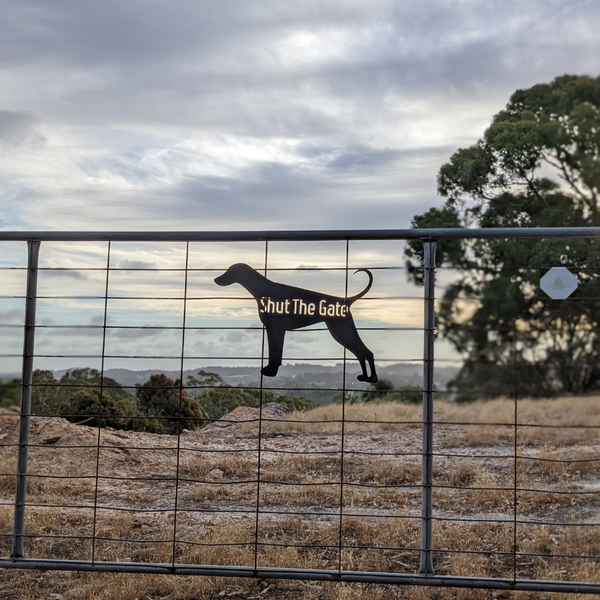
[{"x1": 0, "y1": 228, "x2": 599, "y2": 594}]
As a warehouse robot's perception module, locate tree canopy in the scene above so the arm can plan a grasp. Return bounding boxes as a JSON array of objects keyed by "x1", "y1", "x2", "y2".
[
  {"x1": 405, "y1": 74, "x2": 600, "y2": 400},
  {"x1": 135, "y1": 373, "x2": 205, "y2": 434},
  {"x1": 32, "y1": 368, "x2": 136, "y2": 416}
]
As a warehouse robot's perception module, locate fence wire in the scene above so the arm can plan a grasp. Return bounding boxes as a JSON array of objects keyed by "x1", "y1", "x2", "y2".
[{"x1": 0, "y1": 229, "x2": 600, "y2": 594}]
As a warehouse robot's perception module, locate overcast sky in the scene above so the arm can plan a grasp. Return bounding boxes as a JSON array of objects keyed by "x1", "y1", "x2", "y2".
[{"x1": 1, "y1": 0, "x2": 599, "y2": 232}]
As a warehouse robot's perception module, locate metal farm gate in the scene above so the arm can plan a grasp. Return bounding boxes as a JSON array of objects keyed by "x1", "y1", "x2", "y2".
[{"x1": 0, "y1": 228, "x2": 600, "y2": 594}]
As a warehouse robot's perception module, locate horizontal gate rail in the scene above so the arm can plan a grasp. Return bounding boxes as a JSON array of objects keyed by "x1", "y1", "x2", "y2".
[
  {"x1": 2, "y1": 558, "x2": 600, "y2": 593},
  {"x1": 1, "y1": 226, "x2": 600, "y2": 242}
]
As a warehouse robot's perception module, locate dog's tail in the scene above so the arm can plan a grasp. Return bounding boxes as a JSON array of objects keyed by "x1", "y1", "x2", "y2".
[{"x1": 346, "y1": 269, "x2": 373, "y2": 304}]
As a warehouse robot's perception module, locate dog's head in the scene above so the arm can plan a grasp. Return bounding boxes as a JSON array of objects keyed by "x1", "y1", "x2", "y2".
[{"x1": 214, "y1": 263, "x2": 255, "y2": 286}]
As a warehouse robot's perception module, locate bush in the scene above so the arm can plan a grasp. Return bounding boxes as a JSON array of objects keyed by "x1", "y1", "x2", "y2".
[
  {"x1": 136, "y1": 373, "x2": 205, "y2": 434},
  {"x1": 388, "y1": 385, "x2": 423, "y2": 404},
  {"x1": 360, "y1": 380, "x2": 423, "y2": 404},
  {"x1": 362, "y1": 379, "x2": 395, "y2": 402},
  {"x1": 59, "y1": 388, "x2": 134, "y2": 429},
  {"x1": 0, "y1": 378, "x2": 21, "y2": 408},
  {"x1": 32, "y1": 368, "x2": 137, "y2": 416}
]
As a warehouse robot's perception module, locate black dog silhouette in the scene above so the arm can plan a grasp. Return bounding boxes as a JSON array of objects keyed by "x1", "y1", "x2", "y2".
[{"x1": 214, "y1": 263, "x2": 377, "y2": 383}]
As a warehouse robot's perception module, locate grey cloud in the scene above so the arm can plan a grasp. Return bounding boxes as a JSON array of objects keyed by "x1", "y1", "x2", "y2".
[
  {"x1": 223, "y1": 331, "x2": 249, "y2": 344},
  {"x1": 0, "y1": 111, "x2": 45, "y2": 147},
  {"x1": 0, "y1": 0, "x2": 599, "y2": 235},
  {"x1": 2, "y1": 0, "x2": 598, "y2": 134},
  {"x1": 0, "y1": 308, "x2": 25, "y2": 323},
  {"x1": 38, "y1": 326, "x2": 102, "y2": 338},
  {"x1": 117, "y1": 259, "x2": 157, "y2": 269},
  {"x1": 41, "y1": 269, "x2": 87, "y2": 279},
  {"x1": 107, "y1": 327, "x2": 164, "y2": 339},
  {"x1": 90, "y1": 315, "x2": 114, "y2": 325},
  {"x1": 6, "y1": 139, "x2": 451, "y2": 231},
  {"x1": 167, "y1": 145, "x2": 448, "y2": 229},
  {"x1": 327, "y1": 147, "x2": 405, "y2": 170}
]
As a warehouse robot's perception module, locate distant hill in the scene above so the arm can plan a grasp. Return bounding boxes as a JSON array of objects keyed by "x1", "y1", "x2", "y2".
[
  {"x1": 76, "y1": 363, "x2": 457, "y2": 404},
  {"x1": 1, "y1": 363, "x2": 458, "y2": 405}
]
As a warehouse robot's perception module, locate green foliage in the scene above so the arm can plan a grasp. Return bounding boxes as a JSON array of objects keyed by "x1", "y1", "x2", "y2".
[
  {"x1": 0, "y1": 378, "x2": 21, "y2": 408},
  {"x1": 31, "y1": 368, "x2": 164, "y2": 432},
  {"x1": 136, "y1": 373, "x2": 205, "y2": 434},
  {"x1": 32, "y1": 368, "x2": 137, "y2": 416},
  {"x1": 406, "y1": 74, "x2": 600, "y2": 400},
  {"x1": 186, "y1": 371, "x2": 317, "y2": 421},
  {"x1": 59, "y1": 388, "x2": 135, "y2": 429},
  {"x1": 436, "y1": 74, "x2": 600, "y2": 218},
  {"x1": 29, "y1": 368, "x2": 313, "y2": 433},
  {"x1": 404, "y1": 205, "x2": 464, "y2": 285},
  {"x1": 388, "y1": 385, "x2": 423, "y2": 404},
  {"x1": 59, "y1": 368, "x2": 136, "y2": 410},
  {"x1": 278, "y1": 394, "x2": 318, "y2": 412},
  {"x1": 31, "y1": 370, "x2": 62, "y2": 415},
  {"x1": 362, "y1": 378, "x2": 394, "y2": 402},
  {"x1": 360, "y1": 379, "x2": 422, "y2": 404}
]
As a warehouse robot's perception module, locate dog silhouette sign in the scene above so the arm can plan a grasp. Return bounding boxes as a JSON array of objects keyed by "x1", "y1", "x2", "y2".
[{"x1": 214, "y1": 263, "x2": 378, "y2": 383}]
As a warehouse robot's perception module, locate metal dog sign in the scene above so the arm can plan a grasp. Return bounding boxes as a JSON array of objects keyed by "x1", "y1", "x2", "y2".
[{"x1": 214, "y1": 264, "x2": 378, "y2": 383}]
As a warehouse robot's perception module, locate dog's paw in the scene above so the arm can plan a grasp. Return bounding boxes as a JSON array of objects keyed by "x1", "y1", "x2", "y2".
[
  {"x1": 261, "y1": 365, "x2": 279, "y2": 377},
  {"x1": 357, "y1": 374, "x2": 378, "y2": 383}
]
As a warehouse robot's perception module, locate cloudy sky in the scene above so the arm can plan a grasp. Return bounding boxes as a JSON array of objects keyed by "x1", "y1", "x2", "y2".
[{"x1": 1, "y1": 0, "x2": 599, "y2": 232}]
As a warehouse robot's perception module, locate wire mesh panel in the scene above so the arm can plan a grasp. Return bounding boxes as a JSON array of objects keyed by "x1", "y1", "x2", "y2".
[
  {"x1": 432, "y1": 234, "x2": 600, "y2": 588},
  {"x1": 0, "y1": 229, "x2": 600, "y2": 595}
]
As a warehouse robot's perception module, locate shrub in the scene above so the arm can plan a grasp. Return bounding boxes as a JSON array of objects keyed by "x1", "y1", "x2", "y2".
[
  {"x1": 59, "y1": 388, "x2": 134, "y2": 429},
  {"x1": 136, "y1": 374, "x2": 205, "y2": 434}
]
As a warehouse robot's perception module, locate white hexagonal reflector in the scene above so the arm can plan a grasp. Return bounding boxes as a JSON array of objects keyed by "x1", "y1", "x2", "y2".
[{"x1": 540, "y1": 267, "x2": 578, "y2": 300}]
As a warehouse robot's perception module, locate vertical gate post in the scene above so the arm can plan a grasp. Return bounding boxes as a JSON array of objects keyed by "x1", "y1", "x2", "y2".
[
  {"x1": 11, "y1": 240, "x2": 41, "y2": 559},
  {"x1": 418, "y1": 239, "x2": 437, "y2": 576}
]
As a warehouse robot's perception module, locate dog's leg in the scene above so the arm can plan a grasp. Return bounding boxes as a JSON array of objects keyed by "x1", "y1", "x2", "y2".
[
  {"x1": 361, "y1": 355, "x2": 378, "y2": 384},
  {"x1": 326, "y1": 319, "x2": 378, "y2": 383},
  {"x1": 261, "y1": 323, "x2": 286, "y2": 377}
]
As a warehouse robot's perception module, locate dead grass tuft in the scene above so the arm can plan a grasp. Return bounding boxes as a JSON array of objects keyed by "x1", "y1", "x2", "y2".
[
  {"x1": 0, "y1": 450, "x2": 16, "y2": 496},
  {"x1": 181, "y1": 452, "x2": 257, "y2": 482},
  {"x1": 467, "y1": 471, "x2": 510, "y2": 510},
  {"x1": 263, "y1": 453, "x2": 337, "y2": 483},
  {"x1": 178, "y1": 519, "x2": 255, "y2": 566},
  {"x1": 352, "y1": 457, "x2": 421, "y2": 486},
  {"x1": 446, "y1": 459, "x2": 479, "y2": 487}
]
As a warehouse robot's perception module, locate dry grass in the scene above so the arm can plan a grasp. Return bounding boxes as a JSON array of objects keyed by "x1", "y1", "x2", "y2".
[
  {"x1": 2, "y1": 396, "x2": 600, "y2": 598},
  {"x1": 274, "y1": 402, "x2": 423, "y2": 435},
  {"x1": 350, "y1": 456, "x2": 422, "y2": 485},
  {"x1": 0, "y1": 450, "x2": 16, "y2": 496},
  {"x1": 435, "y1": 396, "x2": 600, "y2": 447},
  {"x1": 446, "y1": 459, "x2": 479, "y2": 487},
  {"x1": 181, "y1": 451, "x2": 258, "y2": 482}
]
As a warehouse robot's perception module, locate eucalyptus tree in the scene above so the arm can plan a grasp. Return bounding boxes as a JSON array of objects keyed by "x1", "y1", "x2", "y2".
[{"x1": 405, "y1": 75, "x2": 600, "y2": 400}]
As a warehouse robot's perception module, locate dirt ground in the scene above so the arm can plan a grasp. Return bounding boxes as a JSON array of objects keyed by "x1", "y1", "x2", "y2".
[{"x1": 1, "y1": 398, "x2": 600, "y2": 600}]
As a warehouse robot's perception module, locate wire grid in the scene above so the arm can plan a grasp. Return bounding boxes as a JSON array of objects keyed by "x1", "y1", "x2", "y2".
[
  {"x1": 0, "y1": 233, "x2": 599, "y2": 593},
  {"x1": 430, "y1": 236, "x2": 600, "y2": 584},
  {"x1": 0, "y1": 238, "x2": 426, "y2": 575}
]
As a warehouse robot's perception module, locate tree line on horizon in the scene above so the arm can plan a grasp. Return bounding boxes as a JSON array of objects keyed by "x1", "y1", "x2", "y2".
[{"x1": 1, "y1": 367, "x2": 316, "y2": 434}]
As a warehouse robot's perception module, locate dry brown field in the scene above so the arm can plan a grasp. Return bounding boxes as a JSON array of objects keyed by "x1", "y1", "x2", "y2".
[{"x1": 1, "y1": 396, "x2": 600, "y2": 600}]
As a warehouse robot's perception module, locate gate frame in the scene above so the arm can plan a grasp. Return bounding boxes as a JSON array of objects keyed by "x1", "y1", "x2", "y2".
[{"x1": 1, "y1": 227, "x2": 600, "y2": 594}]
